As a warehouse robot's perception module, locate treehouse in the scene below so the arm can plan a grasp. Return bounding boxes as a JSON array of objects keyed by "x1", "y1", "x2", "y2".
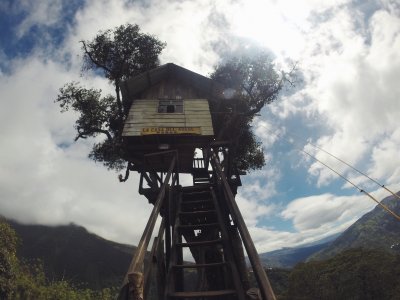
[
  {"x1": 121, "y1": 63, "x2": 223, "y2": 173},
  {"x1": 119, "y1": 63, "x2": 276, "y2": 300}
]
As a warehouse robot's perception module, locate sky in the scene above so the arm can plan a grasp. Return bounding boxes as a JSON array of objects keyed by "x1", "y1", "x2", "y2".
[{"x1": 1, "y1": 0, "x2": 400, "y2": 253}]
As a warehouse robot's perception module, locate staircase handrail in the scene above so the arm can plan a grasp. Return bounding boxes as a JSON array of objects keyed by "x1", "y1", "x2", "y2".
[
  {"x1": 118, "y1": 154, "x2": 177, "y2": 299},
  {"x1": 210, "y1": 151, "x2": 276, "y2": 300}
]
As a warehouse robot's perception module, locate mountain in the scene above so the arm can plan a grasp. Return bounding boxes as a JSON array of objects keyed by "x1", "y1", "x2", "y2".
[
  {"x1": 287, "y1": 248, "x2": 400, "y2": 299},
  {"x1": 309, "y1": 191, "x2": 400, "y2": 261},
  {"x1": 257, "y1": 233, "x2": 340, "y2": 268},
  {"x1": 259, "y1": 242, "x2": 330, "y2": 268},
  {"x1": 8, "y1": 220, "x2": 135, "y2": 289}
]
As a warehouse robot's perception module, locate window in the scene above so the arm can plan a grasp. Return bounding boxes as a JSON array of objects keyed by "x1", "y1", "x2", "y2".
[{"x1": 158, "y1": 100, "x2": 183, "y2": 113}]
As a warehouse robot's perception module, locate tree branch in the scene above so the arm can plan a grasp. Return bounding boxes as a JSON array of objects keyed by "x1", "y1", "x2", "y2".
[
  {"x1": 75, "y1": 128, "x2": 112, "y2": 141},
  {"x1": 115, "y1": 80, "x2": 124, "y2": 118},
  {"x1": 118, "y1": 162, "x2": 134, "y2": 182},
  {"x1": 80, "y1": 41, "x2": 113, "y2": 75}
]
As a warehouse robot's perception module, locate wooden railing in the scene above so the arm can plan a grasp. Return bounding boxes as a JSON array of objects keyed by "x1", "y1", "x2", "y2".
[
  {"x1": 193, "y1": 157, "x2": 205, "y2": 169},
  {"x1": 118, "y1": 154, "x2": 177, "y2": 300},
  {"x1": 210, "y1": 151, "x2": 277, "y2": 300}
]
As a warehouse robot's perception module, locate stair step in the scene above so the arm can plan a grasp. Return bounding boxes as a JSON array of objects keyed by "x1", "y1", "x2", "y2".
[
  {"x1": 181, "y1": 190, "x2": 210, "y2": 197},
  {"x1": 193, "y1": 177, "x2": 210, "y2": 181},
  {"x1": 180, "y1": 200, "x2": 214, "y2": 211},
  {"x1": 169, "y1": 289, "x2": 237, "y2": 298},
  {"x1": 178, "y1": 223, "x2": 220, "y2": 230},
  {"x1": 181, "y1": 199, "x2": 212, "y2": 204},
  {"x1": 176, "y1": 239, "x2": 222, "y2": 247},
  {"x1": 182, "y1": 189, "x2": 210, "y2": 194},
  {"x1": 180, "y1": 207, "x2": 214, "y2": 213},
  {"x1": 179, "y1": 210, "x2": 216, "y2": 216},
  {"x1": 192, "y1": 173, "x2": 210, "y2": 179},
  {"x1": 173, "y1": 262, "x2": 227, "y2": 269},
  {"x1": 192, "y1": 168, "x2": 209, "y2": 173}
]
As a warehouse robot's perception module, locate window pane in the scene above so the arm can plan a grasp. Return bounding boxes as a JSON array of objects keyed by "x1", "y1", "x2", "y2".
[{"x1": 158, "y1": 99, "x2": 183, "y2": 113}]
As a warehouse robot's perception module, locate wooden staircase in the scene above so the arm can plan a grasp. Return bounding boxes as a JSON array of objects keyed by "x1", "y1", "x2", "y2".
[
  {"x1": 119, "y1": 152, "x2": 275, "y2": 300},
  {"x1": 166, "y1": 186, "x2": 246, "y2": 299}
]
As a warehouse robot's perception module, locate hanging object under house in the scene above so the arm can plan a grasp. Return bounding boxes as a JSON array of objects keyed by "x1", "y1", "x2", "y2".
[{"x1": 118, "y1": 63, "x2": 276, "y2": 300}]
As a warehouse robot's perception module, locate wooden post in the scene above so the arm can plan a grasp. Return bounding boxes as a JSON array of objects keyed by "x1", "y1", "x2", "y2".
[
  {"x1": 143, "y1": 218, "x2": 166, "y2": 299},
  {"x1": 128, "y1": 272, "x2": 143, "y2": 300},
  {"x1": 230, "y1": 225, "x2": 251, "y2": 291},
  {"x1": 118, "y1": 155, "x2": 176, "y2": 300},
  {"x1": 165, "y1": 186, "x2": 173, "y2": 270},
  {"x1": 156, "y1": 237, "x2": 166, "y2": 300},
  {"x1": 143, "y1": 237, "x2": 157, "y2": 299},
  {"x1": 211, "y1": 152, "x2": 276, "y2": 300}
]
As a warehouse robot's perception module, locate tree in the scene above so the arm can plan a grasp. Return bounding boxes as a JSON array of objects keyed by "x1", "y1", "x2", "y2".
[
  {"x1": 55, "y1": 24, "x2": 165, "y2": 171},
  {"x1": 0, "y1": 219, "x2": 118, "y2": 299},
  {"x1": 0, "y1": 220, "x2": 19, "y2": 298},
  {"x1": 210, "y1": 52, "x2": 294, "y2": 172},
  {"x1": 56, "y1": 26, "x2": 291, "y2": 174},
  {"x1": 286, "y1": 249, "x2": 400, "y2": 300}
]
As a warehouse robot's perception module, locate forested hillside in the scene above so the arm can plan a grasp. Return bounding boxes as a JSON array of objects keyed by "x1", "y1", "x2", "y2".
[
  {"x1": 309, "y1": 192, "x2": 400, "y2": 261},
  {"x1": 7, "y1": 220, "x2": 134, "y2": 290},
  {"x1": 0, "y1": 219, "x2": 118, "y2": 299},
  {"x1": 284, "y1": 248, "x2": 400, "y2": 299}
]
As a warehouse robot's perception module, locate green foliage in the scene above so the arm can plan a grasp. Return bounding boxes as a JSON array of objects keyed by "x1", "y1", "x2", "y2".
[
  {"x1": 9, "y1": 220, "x2": 134, "y2": 290},
  {"x1": 210, "y1": 51, "x2": 291, "y2": 172},
  {"x1": 0, "y1": 220, "x2": 19, "y2": 298},
  {"x1": 0, "y1": 220, "x2": 118, "y2": 299},
  {"x1": 57, "y1": 83, "x2": 117, "y2": 140},
  {"x1": 56, "y1": 24, "x2": 290, "y2": 173},
  {"x1": 211, "y1": 52, "x2": 283, "y2": 115},
  {"x1": 266, "y1": 268, "x2": 291, "y2": 298},
  {"x1": 248, "y1": 267, "x2": 290, "y2": 299},
  {"x1": 286, "y1": 248, "x2": 400, "y2": 300},
  {"x1": 234, "y1": 124, "x2": 265, "y2": 171},
  {"x1": 88, "y1": 136, "x2": 127, "y2": 171},
  {"x1": 81, "y1": 23, "x2": 165, "y2": 84},
  {"x1": 56, "y1": 24, "x2": 165, "y2": 171}
]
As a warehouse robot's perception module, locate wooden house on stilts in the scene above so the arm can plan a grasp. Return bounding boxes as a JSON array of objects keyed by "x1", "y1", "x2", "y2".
[{"x1": 118, "y1": 63, "x2": 276, "y2": 300}]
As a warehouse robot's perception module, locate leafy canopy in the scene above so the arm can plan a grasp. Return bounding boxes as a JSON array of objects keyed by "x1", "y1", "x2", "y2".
[
  {"x1": 212, "y1": 52, "x2": 283, "y2": 116},
  {"x1": 0, "y1": 220, "x2": 19, "y2": 298},
  {"x1": 82, "y1": 24, "x2": 164, "y2": 84},
  {"x1": 55, "y1": 24, "x2": 166, "y2": 171},
  {"x1": 287, "y1": 248, "x2": 400, "y2": 300},
  {"x1": 56, "y1": 24, "x2": 290, "y2": 174},
  {"x1": 210, "y1": 52, "x2": 292, "y2": 172}
]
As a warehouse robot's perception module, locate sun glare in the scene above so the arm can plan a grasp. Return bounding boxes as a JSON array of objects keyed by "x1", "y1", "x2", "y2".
[{"x1": 229, "y1": 0, "x2": 308, "y2": 60}]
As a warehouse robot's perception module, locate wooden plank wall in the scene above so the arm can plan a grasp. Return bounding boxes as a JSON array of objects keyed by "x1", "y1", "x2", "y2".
[
  {"x1": 141, "y1": 79, "x2": 200, "y2": 99},
  {"x1": 122, "y1": 99, "x2": 214, "y2": 136}
]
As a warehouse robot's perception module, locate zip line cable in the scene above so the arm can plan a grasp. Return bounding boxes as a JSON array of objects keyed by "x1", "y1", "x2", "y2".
[
  {"x1": 256, "y1": 122, "x2": 400, "y2": 201},
  {"x1": 288, "y1": 131, "x2": 400, "y2": 202},
  {"x1": 255, "y1": 123, "x2": 400, "y2": 221},
  {"x1": 300, "y1": 149, "x2": 400, "y2": 222}
]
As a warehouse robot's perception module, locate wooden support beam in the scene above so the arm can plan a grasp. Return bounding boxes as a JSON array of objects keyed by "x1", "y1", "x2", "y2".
[
  {"x1": 210, "y1": 152, "x2": 276, "y2": 300},
  {"x1": 118, "y1": 155, "x2": 176, "y2": 300}
]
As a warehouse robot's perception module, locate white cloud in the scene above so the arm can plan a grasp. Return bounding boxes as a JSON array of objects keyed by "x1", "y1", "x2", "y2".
[
  {"x1": 305, "y1": 133, "x2": 369, "y2": 187},
  {"x1": 281, "y1": 193, "x2": 374, "y2": 231},
  {"x1": 1, "y1": 0, "x2": 400, "y2": 254},
  {"x1": 272, "y1": 3, "x2": 400, "y2": 188},
  {"x1": 11, "y1": 1, "x2": 63, "y2": 38},
  {"x1": 368, "y1": 128, "x2": 400, "y2": 184},
  {"x1": 67, "y1": 0, "x2": 225, "y2": 74},
  {"x1": 254, "y1": 119, "x2": 285, "y2": 149},
  {"x1": 0, "y1": 52, "x2": 154, "y2": 246},
  {"x1": 236, "y1": 194, "x2": 276, "y2": 228},
  {"x1": 241, "y1": 190, "x2": 383, "y2": 252}
]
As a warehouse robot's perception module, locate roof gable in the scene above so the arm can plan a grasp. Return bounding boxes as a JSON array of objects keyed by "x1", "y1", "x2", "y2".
[{"x1": 121, "y1": 63, "x2": 224, "y2": 102}]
